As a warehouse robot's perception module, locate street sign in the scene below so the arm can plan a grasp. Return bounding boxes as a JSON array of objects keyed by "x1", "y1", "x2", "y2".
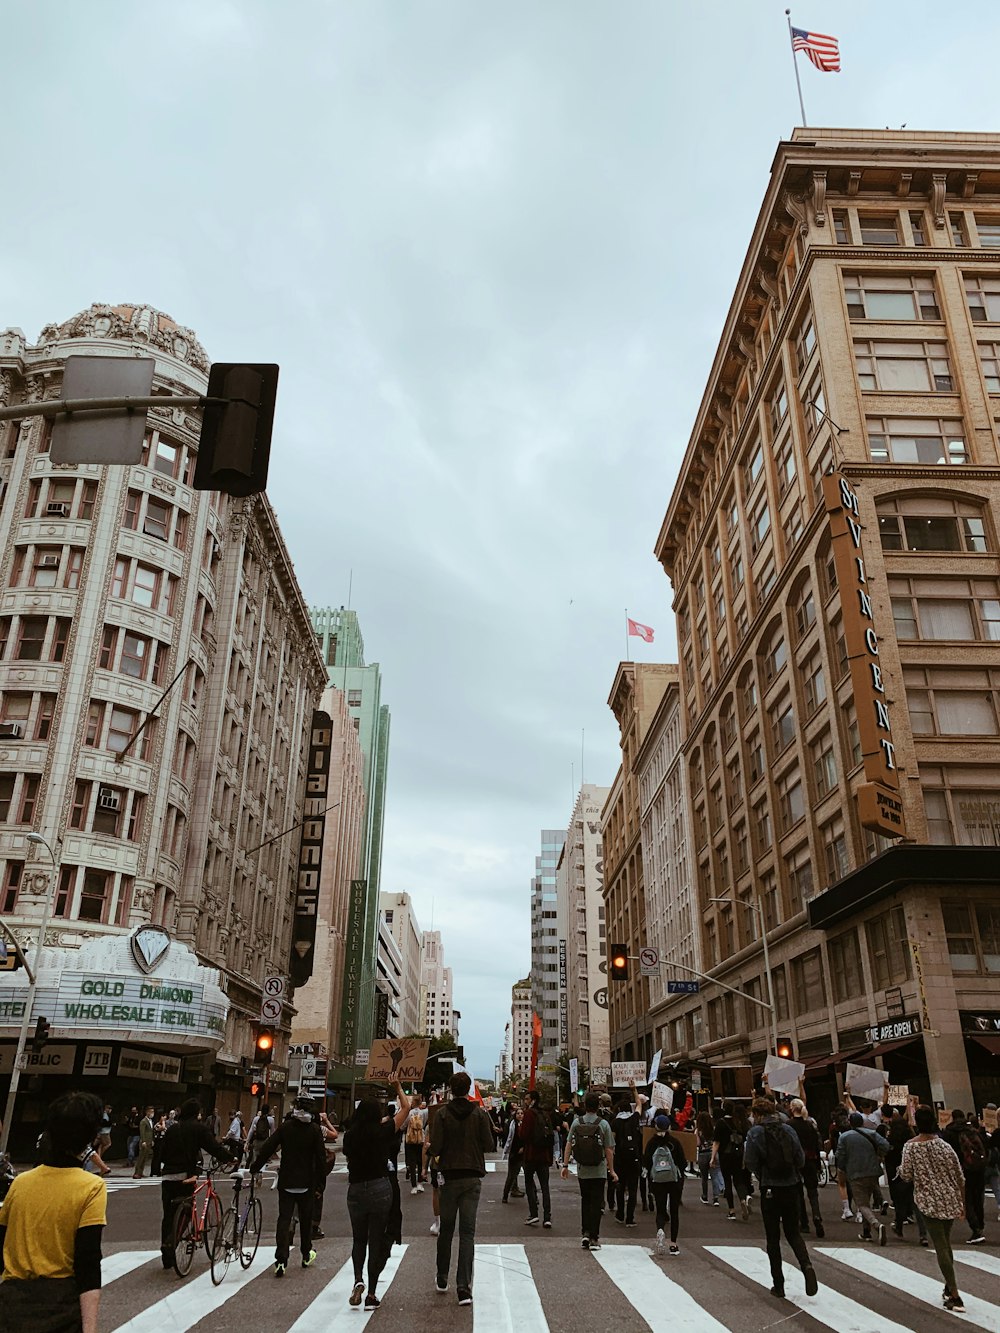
[
  {"x1": 301, "y1": 1057, "x2": 317, "y2": 1080},
  {"x1": 354, "y1": 1048, "x2": 370, "y2": 1067},
  {"x1": 639, "y1": 947, "x2": 660, "y2": 978},
  {"x1": 667, "y1": 979, "x2": 699, "y2": 994},
  {"x1": 260, "y1": 996, "x2": 282, "y2": 1022},
  {"x1": 263, "y1": 975, "x2": 286, "y2": 1000}
]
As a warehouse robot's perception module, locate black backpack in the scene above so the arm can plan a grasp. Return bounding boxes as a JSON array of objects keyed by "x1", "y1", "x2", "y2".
[
  {"x1": 614, "y1": 1114, "x2": 643, "y2": 1164},
  {"x1": 254, "y1": 1114, "x2": 271, "y2": 1144},
  {"x1": 957, "y1": 1126, "x2": 988, "y2": 1172},
  {"x1": 763, "y1": 1122, "x2": 797, "y2": 1173},
  {"x1": 531, "y1": 1110, "x2": 554, "y2": 1155},
  {"x1": 572, "y1": 1119, "x2": 605, "y2": 1167}
]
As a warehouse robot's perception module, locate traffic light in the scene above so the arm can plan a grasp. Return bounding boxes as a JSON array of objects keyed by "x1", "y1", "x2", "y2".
[
  {"x1": 775, "y1": 1036, "x2": 794, "y2": 1061},
  {"x1": 255, "y1": 1027, "x2": 274, "y2": 1067},
  {"x1": 609, "y1": 945, "x2": 629, "y2": 981},
  {"x1": 31, "y1": 1017, "x2": 51, "y2": 1053},
  {"x1": 194, "y1": 363, "x2": 279, "y2": 497},
  {"x1": 250, "y1": 1081, "x2": 262, "y2": 1098}
]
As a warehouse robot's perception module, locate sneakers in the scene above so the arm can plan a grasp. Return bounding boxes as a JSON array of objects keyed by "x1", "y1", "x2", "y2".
[
  {"x1": 803, "y1": 1265, "x2": 819, "y2": 1297},
  {"x1": 416, "y1": 1183, "x2": 425, "y2": 1193},
  {"x1": 525, "y1": 1216, "x2": 539, "y2": 1226},
  {"x1": 713, "y1": 1199, "x2": 720, "y2": 1206},
  {"x1": 728, "y1": 1210, "x2": 737, "y2": 1221},
  {"x1": 411, "y1": 1186, "x2": 419, "y2": 1195},
  {"x1": 457, "y1": 1288, "x2": 473, "y2": 1307},
  {"x1": 313, "y1": 1228, "x2": 325, "y2": 1239},
  {"x1": 588, "y1": 1239, "x2": 602, "y2": 1251},
  {"x1": 669, "y1": 1244, "x2": 680, "y2": 1256},
  {"x1": 543, "y1": 1220, "x2": 552, "y2": 1228},
  {"x1": 435, "y1": 1277, "x2": 448, "y2": 1293},
  {"x1": 814, "y1": 1223, "x2": 825, "y2": 1239},
  {"x1": 581, "y1": 1237, "x2": 590, "y2": 1250},
  {"x1": 302, "y1": 1250, "x2": 317, "y2": 1268},
  {"x1": 430, "y1": 1219, "x2": 440, "y2": 1235},
  {"x1": 701, "y1": 1196, "x2": 711, "y2": 1205},
  {"x1": 364, "y1": 1295, "x2": 380, "y2": 1311},
  {"x1": 655, "y1": 1228, "x2": 665, "y2": 1257},
  {"x1": 841, "y1": 1204, "x2": 853, "y2": 1221},
  {"x1": 739, "y1": 1197, "x2": 749, "y2": 1221},
  {"x1": 944, "y1": 1297, "x2": 966, "y2": 1313},
  {"x1": 274, "y1": 1263, "x2": 286, "y2": 1278},
  {"x1": 880, "y1": 1200, "x2": 890, "y2": 1216},
  {"x1": 859, "y1": 1231, "x2": 872, "y2": 1243},
  {"x1": 967, "y1": 1234, "x2": 986, "y2": 1245},
  {"x1": 625, "y1": 1220, "x2": 637, "y2": 1228},
  {"x1": 744, "y1": 1196, "x2": 753, "y2": 1215},
  {"x1": 878, "y1": 1224, "x2": 887, "y2": 1248},
  {"x1": 350, "y1": 1281, "x2": 365, "y2": 1307}
]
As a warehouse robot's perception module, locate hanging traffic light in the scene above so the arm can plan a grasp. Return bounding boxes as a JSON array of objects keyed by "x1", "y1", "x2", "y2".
[
  {"x1": 775, "y1": 1036, "x2": 795, "y2": 1061},
  {"x1": 31, "y1": 1017, "x2": 51, "y2": 1053},
  {"x1": 610, "y1": 945, "x2": 629, "y2": 982},
  {"x1": 255, "y1": 1027, "x2": 274, "y2": 1067},
  {"x1": 194, "y1": 363, "x2": 279, "y2": 496}
]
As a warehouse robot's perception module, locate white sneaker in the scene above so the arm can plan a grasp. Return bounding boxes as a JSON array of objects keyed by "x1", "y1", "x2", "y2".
[
  {"x1": 411, "y1": 1187, "x2": 419, "y2": 1195},
  {"x1": 842, "y1": 1205, "x2": 853, "y2": 1221},
  {"x1": 416, "y1": 1183, "x2": 424, "y2": 1193},
  {"x1": 429, "y1": 1219, "x2": 440, "y2": 1234},
  {"x1": 655, "y1": 1228, "x2": 665, "y2": 1257}
]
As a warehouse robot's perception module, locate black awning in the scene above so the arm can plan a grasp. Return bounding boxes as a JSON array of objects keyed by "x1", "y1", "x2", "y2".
[{"x1": 808, "y1": 845, "x2": 999, "y2": 930}]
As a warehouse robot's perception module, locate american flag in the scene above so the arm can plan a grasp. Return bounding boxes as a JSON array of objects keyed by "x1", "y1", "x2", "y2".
[{"x1": 791, "y1": 26, "x2": 840, "y2": 72}]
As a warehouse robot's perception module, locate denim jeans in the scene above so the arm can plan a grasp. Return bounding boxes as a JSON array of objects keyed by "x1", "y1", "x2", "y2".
[
  {"x1": 437, "y1": 1176, "x2": 482, "y2": 1292},
  {"x1": 698, "y1": 1151, "x2": 724, "y2": 1201},
  {"x1": 346, "y1": 1177, "x2": 392, "y2": 1291}
]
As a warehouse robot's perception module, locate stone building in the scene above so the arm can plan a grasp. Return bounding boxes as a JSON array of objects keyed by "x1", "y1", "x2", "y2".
[
  {"x1": 654, "y1": 129, "x2": 1000, "y2": 1113},
  {"x1": 558, "y1": 784, "x2": 611, "y2": 1079},
  {"x1": 0, "y1": 305, "x2": 326, "y2": 1140}
]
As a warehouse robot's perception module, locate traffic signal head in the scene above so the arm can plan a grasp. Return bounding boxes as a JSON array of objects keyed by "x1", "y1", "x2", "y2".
[
  {"x1": 255, "y1": 1027, "x2": 274, "y2": 1066},
  {"x1": 31, "y1": 1017, "x2": 51, "y2": 1053},
  {"x1": 194, "y1": 363, "x2": 279, "y2": 497},
  {"x1": 775, "y1": 1036, "x2": 794, "y2": 1061},
  {"x1": 250, "y1": 1081, "x2": 262, "y2": 1098},
  {"x1": 610, "y1": 945, "x2": 629, "y2": 982}
]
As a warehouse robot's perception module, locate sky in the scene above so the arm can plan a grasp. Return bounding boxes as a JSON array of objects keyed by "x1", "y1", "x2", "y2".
[{"x1": 3, "y1": 0, "x2": 999, "y2": 1077}]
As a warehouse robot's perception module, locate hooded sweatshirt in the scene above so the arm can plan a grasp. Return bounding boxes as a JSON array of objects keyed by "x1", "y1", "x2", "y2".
[
  {"x1": 429, "y1": 1097, "x2": 494, "y2": 1180},
  {"x1": 250, "y1": 1111, "x2": 326, "y2": 1192},
  {"x1": 613, "y1": 1108, "x2": 643, "y2": 1167}
]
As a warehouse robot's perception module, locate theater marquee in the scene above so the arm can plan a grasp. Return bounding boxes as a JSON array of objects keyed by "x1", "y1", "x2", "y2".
[{"x1": 822, "y1": 473, "x2": 907, "y2": 839}]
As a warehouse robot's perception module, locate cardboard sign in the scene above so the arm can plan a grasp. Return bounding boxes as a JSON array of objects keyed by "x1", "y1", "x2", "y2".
[
  {"x1": 365, "y1": 1037, "x2": 429, "y2": 1082},
  {"x1": 938, "y1": 1108, "x2": 953, "y2": 1132},
  {"x1": 611, "y1": 1061, "x2": 648, "y2": 1087},
  {"x1": 642, "y1": 1126, "x2": 697, "y2": 1163},
  {"x1": 845, "y1": 1062, "x2": 888, "y2": 1102},
  {"x1": 650, "y1": 1081, "x2": 674, "y2": 1111},
  {"x1": 885, "y1": 1084, "x2": 909, "y2": 1107},
  {"x1": 764, "y1": 1053, "x2": 804, "y2": 1096},
  {"x1": 982, "y1": 1106, "x2": 998, "y2": 1133}
]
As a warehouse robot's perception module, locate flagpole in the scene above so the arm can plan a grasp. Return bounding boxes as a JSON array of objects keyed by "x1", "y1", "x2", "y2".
[
  {"x1": 624, "y1": 608, "x2": 629, "y2": 661},
  {"x1": 785, "y1": 9, "x2": 808, "y2": 126}
]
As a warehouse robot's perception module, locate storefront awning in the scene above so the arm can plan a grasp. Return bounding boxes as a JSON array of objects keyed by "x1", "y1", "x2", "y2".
[
  {"x1": 802, "y1": 1045, "x2": 869, "y2": 1074},
  {"x1": 868, "y1": 1035, "x2": 923, "y2": 1062},
  {"x1": 967, "y1": 1034, "x2": 1000, "y2": 1056}
]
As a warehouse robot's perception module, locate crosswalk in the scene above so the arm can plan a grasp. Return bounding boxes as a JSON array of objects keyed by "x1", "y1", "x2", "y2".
[{"x1": 98, "y1": 1238, "x2": 1000, "y2": 1332}]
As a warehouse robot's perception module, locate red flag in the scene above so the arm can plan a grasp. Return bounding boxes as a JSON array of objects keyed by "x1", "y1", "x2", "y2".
[
  {"x1": 627, "y1": 617, "x2": 655, "y2": 644},
  {"x1": 529, "y1": 1011, "x2": 542, "y2": 1090}
]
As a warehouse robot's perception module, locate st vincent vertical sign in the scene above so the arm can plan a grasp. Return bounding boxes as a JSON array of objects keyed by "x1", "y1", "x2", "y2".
[{"x1": 289, "y1": 711, "x2": 333, "y2": 986}]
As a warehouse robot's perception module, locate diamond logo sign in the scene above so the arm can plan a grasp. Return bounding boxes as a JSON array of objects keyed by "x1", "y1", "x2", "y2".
[{"x1": 129, "y1": 925, "x2": 171, "y2": 976}]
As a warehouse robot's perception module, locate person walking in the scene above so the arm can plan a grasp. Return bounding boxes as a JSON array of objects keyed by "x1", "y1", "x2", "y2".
[
  {"x1": 501, "y1": 1108, "x2": 525, "y2": 1202},
  {"x1": 836, "y1": 1111, "x2": 889, "y2": 1245},
  {"x1": 250, "y1": 1094, "x2": 328, "y2": 1278},
  {"x1": 744, "y1": 1096, "x2": 819, "y2": 1300},
  {"x1": 339, "y1": 1083, "x2": 410, "y2": 1311},
  {"x1": 404, "y1": 1098, "x2": 426, "y2": 1195},
  {"x1": 519, "y1": 1090, "x2": 553, "y2": 1228},
  {"x1": 788, "y1": 1094, "x2": 824, "y2": 1238},
  {"x1": 247, "y1": 1103, "x2": 275, "y2": 1165},
  {"x1": 158, "y1": 1100, "x2": 235, "y2": 1271},
  {"x1": 696, "y1": 1110, "x2": 723, "y2": 1206},
  {"x1": 0, "y1": 1092, "x2": 107, "y2": 1333},
  {"x1": 611, "y1": 1090, "x2": 644, "y2": 1227},
  {"x1": 899, "y1": 1104, "x2": 968, "y2": 1313},
  {"x1": 643, "y1": 1113, "x2": 686, "y2": 1256},
  {"x1": 942, "y1": 1109, "x2": 988, "y2": 1244},
  {"x1": 133, "y1": 1106, "x2": 155, "y2": 1180},
  {"x1": 712, "y1": 1101, "x2": 750, "y2": 1221},
  {"x1": 429, "y1": 1071, "x2": 494, "y2": 1308},
  {"x1": 560, "y1": 1090, "x2": 617, "y2": 1252},
  {"x1": 125, "y1": 1107, "x2": 141, "y2": 1169},
  {"x1": 311, "y1": 1110, "x2": 339, "y2": 1238}
]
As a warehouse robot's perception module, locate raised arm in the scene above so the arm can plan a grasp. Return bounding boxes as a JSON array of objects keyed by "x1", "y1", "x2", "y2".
[{"x1": 392, "y1": 1082, "x2": 411, "y2": 1131}]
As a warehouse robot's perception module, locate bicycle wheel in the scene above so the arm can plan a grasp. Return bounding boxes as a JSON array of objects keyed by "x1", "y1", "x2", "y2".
[
  {"x1": 818, "y1": 1156, "x2": 830, "y2": 1188},
  {"x1": 172, "y1": 1203, "x2": 196, "y2": 1277},
  {"x1": 203, "y1": 1191, "x2": 224, "y2": 1260},
  {"x1": 239, "y1": 1196, "x2": 262, "y2": 1268},
  {"x1": 210, "y1": 1210, "x2": 233, "y2": 1286}
]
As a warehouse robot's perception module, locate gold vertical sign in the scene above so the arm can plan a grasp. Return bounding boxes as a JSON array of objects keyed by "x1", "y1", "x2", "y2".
[{"x1": 822, "y1": 473, "x2": 906, "y2": 838}]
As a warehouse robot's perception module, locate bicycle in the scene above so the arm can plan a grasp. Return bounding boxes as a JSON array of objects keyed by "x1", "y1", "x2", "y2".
[
  {"x1": 210, "y1": 1169, "x2": 263, "y2": 1285},
  {"x1": 171, "y1": 1163, "x2": 226, "y2": 1277}
]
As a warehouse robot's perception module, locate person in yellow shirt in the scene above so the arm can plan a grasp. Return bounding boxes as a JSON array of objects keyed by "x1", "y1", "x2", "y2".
[{"x1": 0, "y1": 1090, "x2": 107, "y2": 1333}]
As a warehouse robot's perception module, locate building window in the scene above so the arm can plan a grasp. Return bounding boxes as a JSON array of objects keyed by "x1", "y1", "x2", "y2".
[
  {"x1": 750, "y1": 498, "x2": 771, "y2": 554},
  {"x1": 792, "y1": 948, "x2": 826, "y2": 1013},
  {"x1": 769, "y1": 697, "x2": 795, "y2": 756},
  {"x1": 811, "y1": 732, "x2": 837, "y2": 797},
  {"x1": 832, "y1": 209, "x2": 850, "y2": 244},
  {"x1": 14, "y1": 617, "x2": 46, "y2": 661},
  {"x1": 890, "y1": 576, "x2": 1000, "y2": 642},
  {"x1": 769, "y1": 382, "x2": 789, "y2": 438},
  {"x1": 845, "y1": 273, "x2": 940, "y2": 321},
  {"x1": 858, "y1": 214, "x2": 901, "y2": 246},
  {"x1": 747, "y1": 731, "x2": 764, "y2": 785},
  {"x1": 777, "y1": 770, "x2": 805, "y2": 832},
  {"x1": 942, "y1": 901, "x2": 1000, "y2": 973},
  {"x1": 802, "y1": 650, "x2": 826, "y2": 715},
  {"x1": 794, "y1": 583, "x2": 816, "y2": 640},
  {"x1": 78, "y1": 870, "x2": 111, "y2": 923},
  {"x1": 923, "y1": 779, "x2": 1000, "y2": 846},
  {"x1": 909, "y1": 211, "x2": 927, "y2": 246},
  {"x1": 829, "y1": 929, "x2": 863, "y2": 1004},
  {"x1": 775, "y1": 432, "x2": 797, "y2": 496},
  {"x1": 949, "y1": 212, "x2": 968, "y2": 247},
  {"x1": 822, "y1": 818, "x2": 850, "y2": 881},
  {"x1": 965, "y1": 274, "x2": 1000, "y2": 322},
  {"x1": 904, "y1": 666, "x2": 1000, "y2": 735},
  {"x1": 785, "y1": 845, "x2": 814, "y2": 913},
  {"x1": 1, "y1": 861, "x2": 22, "y2": 913},
  {"x1": 879, "y1": 501, "x2": 987, "y2": 553},
  {"x1": 761, "y1": 633, "x2": 786, "y2": 687},
  {"x1": 795, "y1": 315, "x2": 816, "y2": 375},
  {"x1": 347, "y1": 689, "x2": 362, "y2": 706},
  {"x1": 974, "y1": 216, "x2": 1000, "y2": 248},
  {"x1": 752, "y1": 798, "x2": 771, "y2": 853},
  {"x1": 867, "y1": 416, "x2": 966, "y2": 466},
  {"x1": 854, "y1": 339, "x2": 953, "y2": 392},
  {"x1": 866, "y1": 905, "x2": 911, "y2": 989},
  {"x1": 743, "y1": 442, "x2": 764, "y2": 491}
]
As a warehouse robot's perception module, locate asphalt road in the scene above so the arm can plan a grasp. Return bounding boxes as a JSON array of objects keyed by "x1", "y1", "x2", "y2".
[{"x1": 92, "y1": 1157, "x2": 1000, "y2": 1331}]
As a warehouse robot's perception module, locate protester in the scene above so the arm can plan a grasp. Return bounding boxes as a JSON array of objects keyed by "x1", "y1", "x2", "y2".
[
  {"x1": 311, "y1": 1110, "x2": 339, "y2": 1238},
  {"x1": 157, "y1": 1099, "x2": 234, "y2": 1271},
  {"x1": 643, "y1": 1113, "x2": 686, "y2": 1256},
  {"x1": 788, "y1": 1094, "x2": 824, "y2": 1238},
  {"x1": 404, "y1": 1097, "x2": 427, "y2": 1194},
  {"x1": 0, "y1": 1091, "x2": 107, "y2": 1333},
  {"x1": 429, "y1": 1071, "x2": 495, "y2": 1308},
  {"x1": 696, "y1": 1110, "x2": 723, "y2": 1206},
  {"x1": 712, "y1": 1101, "x2": 751, "y2": 1221},
  {"x1": 984, "y1": 1104, "x2": 1000, "y2": 1219},
  {"x1": 744, "y1": 1096, "x2": 818, "y2": 1300},
  {"x1": 501, "y1": 1108, "x2": 525, "y2": 1202},
  {"x1": 885, "y1": 1103, "x2": 923, "y2": 1242},
  {"x1": 339, "y1": 1082, "x2": 409, "y2": 1310},
  {"x1": 835, "y1": 1111, "x2": 889, "y2": 1244},
  {"x1": 941, "y1": 1109, "x2": 988, "y2": 1244},
  {"x1": 899, "y1": 1104, "x2": 968, "y2": 1313},
  {"x1": 423, "y1": 1101, "x2": 442, "y2": 1236},
  {"x1": 519, "y1": 1090, "x2": 553, "y2": 1228},
  {"x1": 250, "y1": 1094, "x2": 328, "y2": 1277},
  {"x1": 560, "y1": 1090, "x2": 617, "y2": 1251},
  {"x1": 611, "y1": 1087, "x2": 644, "y2": 1227}
]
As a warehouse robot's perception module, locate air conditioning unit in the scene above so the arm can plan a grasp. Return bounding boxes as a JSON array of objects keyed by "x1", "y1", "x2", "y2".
[
  {"x1": 37, "y1": 555, "x2": 60, "y2": 569},
  {"x1": 45, "y1": 502, "x2": 70, "y2": 517},
  {"x1": 97, "y1": 788, "x2": 121, "y2": 812},
  {"x1": 0, "y1": 723, "x2": 23, "y2": 739}
]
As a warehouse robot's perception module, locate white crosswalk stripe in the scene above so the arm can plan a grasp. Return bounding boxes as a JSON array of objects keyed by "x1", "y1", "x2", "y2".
[
  {"x1": 819, "y1": 1247, "x2": 1000, "y2": 1331},
  {"x1": 957, "y1": 1251, "x2": 1000, "y2": 1279},
  {"x1": 473, "y1": 1244, "x2": 548, "y2": 1332},
  {"x1": 708, "y1": 1244, "x2": 915, "y2": 1333},
  {"x1": 287, "y1": 1245, "x2": 407, "y2": 1331},
  {"x1": 103, "y1": 1251, "x2": 160, "y2": 1284},
  {"x1": 595, "y1": 1244, "x2": 729, "y2": 1329},
  {"x1": 110, "y1": 1248, "x2": 266, "y2": 1331}
]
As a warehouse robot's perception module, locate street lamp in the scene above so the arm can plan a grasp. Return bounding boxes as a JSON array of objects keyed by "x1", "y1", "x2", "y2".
[
  {"x1": 0, "y1": 832, "x2": 60, "y2": 1154},
  {"x1": 708, "y1": 895, "x2": 779, "y2": 1058}
]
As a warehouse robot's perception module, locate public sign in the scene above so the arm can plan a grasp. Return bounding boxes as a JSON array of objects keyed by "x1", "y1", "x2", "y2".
[
  {"x1": 568, "y1": 1057, "x2": 579, "y2": 1092},
  {"x1": 260, "y1": 996, "x2": 282, "y2": 1022},
  {"x1": 647, "y1": 1049, "x2": 662, "y2": 1086},
  {"x1": 763, "y1": 1053, "x2": 804, "y2": 1096},
  {"x1": 886, "y1": 1084, "x2": 909, "y2": 1106},
  {"x1": 611, "y1": 1060, "x2": 648, "y2": 1087},
  {"x1": 366, "y1": 1038, "x2": 430, "y2": 1082},
  {"x1": 651, "y1": 1081, "x2": 674, "y2": 1111},
  {"x1": 846, "y1": 1062, "x2": 889, "y2": 1101},
  {"x1": 263, "y1": 975, "x2": 286, "y2": 1000},
  {"x1": 639, "y1": 947, "x2": 660, "y2": 978},
  {"x1": 353, "y1": 1047, "x2": 370, "y2": 1067},
  {"x1": 667, "y1": 980, "x2": 699, "y2": 994}
]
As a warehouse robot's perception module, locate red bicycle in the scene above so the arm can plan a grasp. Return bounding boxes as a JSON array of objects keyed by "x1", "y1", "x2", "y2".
[{"x1": 172, "y1": 1165, "x2": 225, "y2": 1276}]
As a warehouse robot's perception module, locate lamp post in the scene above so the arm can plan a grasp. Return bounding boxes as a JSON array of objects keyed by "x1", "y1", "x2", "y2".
[
  {"x1": 709, "y1": 895, "x2": 779, "y2": 1058},
  {"x1": 1, "y1": 832, "x2": 60, "y2": 1154}
]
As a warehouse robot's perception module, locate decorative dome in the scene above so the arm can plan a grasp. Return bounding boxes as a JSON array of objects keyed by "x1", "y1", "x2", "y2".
[{"x1": 38, "y1": 303, "x2": 209, "y2": 374}]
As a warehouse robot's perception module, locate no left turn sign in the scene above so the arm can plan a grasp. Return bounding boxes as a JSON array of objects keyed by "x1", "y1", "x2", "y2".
[{"x1": 639, "y1": 946, "x2": 660, "y2": 977}]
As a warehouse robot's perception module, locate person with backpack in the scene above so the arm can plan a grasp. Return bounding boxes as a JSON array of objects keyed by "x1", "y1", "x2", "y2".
[
  {"x1": 560, "y1": 1090, "x2": 617, "y2": 1251},
  {"x1": 942, "y1": 1109, "x2": 988, "y2": 1244},
  {"x1": 788, "y1": 1094, "x2": 824, "y2": 1238},
  {"x1": 429, "y1": 1071, "x2": 495, "y2": 1309},
  {"x1": 518, "y1": 1090, "x2": 554, "y2": 1227},
  {"x1": 827, "y1": 1102, "x2": 855, "y2": 1221},
  {"x1": 404, "y1": 1097, "x2": 427, "y2": 1194},
  {"x1": 642, "y1": 1113, "x2": 686, "y2": 1256},
  {"x1": 835, "y1": 1111, "x2": 890, "y2": 1245},
  {"x1": 611, "y1": 1089, "x2": 644, "y2": 1227},
  {"x1": 899, "y1": 1104, "x2": 968, "y2": 1313},
  {"x1": 711, "y1": 1101, "x2": 750, "y2": 1221},
  {"x1": 744, "y1": 1096, "x2": 819, "y2": 1301},
  {"x1": 247, "y1": 1103, "x2": 276, "y2": 1166}
]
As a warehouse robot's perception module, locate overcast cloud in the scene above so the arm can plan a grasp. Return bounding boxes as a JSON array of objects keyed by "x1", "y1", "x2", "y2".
[{"x1": 3, "y1": 1, "x2": 999, "y2": 1075}]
